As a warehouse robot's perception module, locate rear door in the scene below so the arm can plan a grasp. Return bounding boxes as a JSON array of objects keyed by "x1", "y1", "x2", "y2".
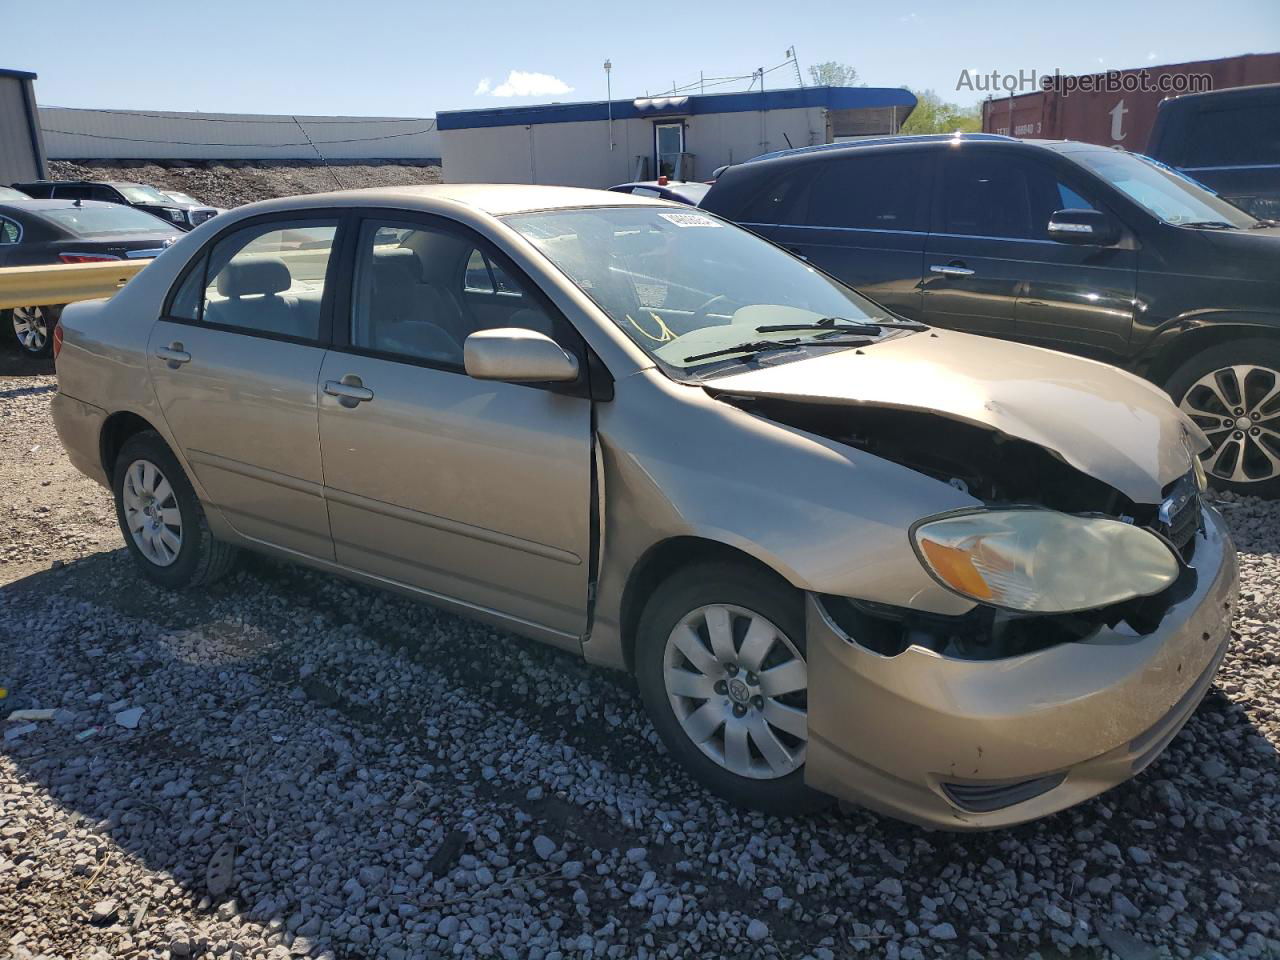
[
  {"x1": 148, "y1": 215, "x2": 341, "y2": 559},
  {"x1": 921, "y1": 147, "x2": 1028, "y2": 336},
  {"x1": 316, "y1": 214, "x2": 594, "y2": 640},
  {"x1": 768, "y1": 150, "x2": 931, "y2": 320}
]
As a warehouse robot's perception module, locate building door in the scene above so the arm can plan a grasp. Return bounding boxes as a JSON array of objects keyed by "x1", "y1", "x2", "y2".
[{"x1": 655, "y1": 122, "x2": 684, "y2": 179}]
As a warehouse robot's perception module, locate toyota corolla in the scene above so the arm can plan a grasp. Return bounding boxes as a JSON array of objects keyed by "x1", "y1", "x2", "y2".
[{"x1": 51, "y1": 185, "x2": 1238, "y2": 828}]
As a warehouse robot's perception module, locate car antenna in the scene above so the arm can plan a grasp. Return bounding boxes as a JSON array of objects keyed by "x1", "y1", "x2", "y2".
[{"x1": 73, "y1": 197, "x2": 82, "y2": 206}]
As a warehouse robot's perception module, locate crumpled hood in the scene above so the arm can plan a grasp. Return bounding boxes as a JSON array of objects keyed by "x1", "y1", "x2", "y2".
[{"x1": 704, "y1": 329, "x2": 1205, "y2": 504}]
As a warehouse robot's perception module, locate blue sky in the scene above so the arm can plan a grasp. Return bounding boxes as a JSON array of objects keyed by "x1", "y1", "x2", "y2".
[{"x1": 8, "y1": 0, "x2": 1278, "y2": 117}]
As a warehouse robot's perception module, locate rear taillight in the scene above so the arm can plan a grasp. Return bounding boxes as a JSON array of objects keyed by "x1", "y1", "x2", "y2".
[
  {"x1": 52, "y1": 321, "x2": 64, "y2": 359},
  {"x1": 58, "y1": 253, "x2": 122, "y2": 264}
]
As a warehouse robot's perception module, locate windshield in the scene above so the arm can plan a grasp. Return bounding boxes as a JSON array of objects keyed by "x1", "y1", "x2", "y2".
[
  {"x1": 43, "y1": 205, "x2": 176, "y2": 237},
  {"x1": 115, "y1": 183, "x2": 173, "y2": 204},
  {"x1": 1072, "y1": 150, "x2": 1257, "y2": 227},
  {"x1": 164, "y1": 191, "x2": 200, "y2": 205},
  {"x1": 504, "y1": 207, "x2": 901, "y2": 377}
]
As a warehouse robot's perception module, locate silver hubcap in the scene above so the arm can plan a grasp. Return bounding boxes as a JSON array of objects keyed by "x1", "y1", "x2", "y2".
[
  {"x1": 12, "y1": 306, "x2": 48, "y2": 353},
  {"x1": 663, "y1": 603, "x2": 808, "y2": 780},
  {"x1": 1180, "y1": 364, "x2": 1280, "y2": 483},
  {"x1": 122, "y1": 459, "x2": 183, "y2": 566}
]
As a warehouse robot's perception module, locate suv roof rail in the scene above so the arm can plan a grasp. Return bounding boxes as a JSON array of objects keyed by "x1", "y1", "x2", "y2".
[{"x1": 743, "y1": 132, "x2": 1018, "y2": 165}]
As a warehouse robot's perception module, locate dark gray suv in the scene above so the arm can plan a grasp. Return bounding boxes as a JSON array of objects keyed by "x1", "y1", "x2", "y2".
[{"x1": 701, "y1": 134, "x2": 1280, "y2": 495}]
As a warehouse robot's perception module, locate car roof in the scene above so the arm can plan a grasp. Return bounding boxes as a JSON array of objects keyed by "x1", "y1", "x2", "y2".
[
  {"x1": 233, "y1": 184, "x2": 674, "y2": 219},
  {"x1": 0, "y1": 199, "x2": 125, "y2": 214},
  {"x1": 744, "y1": 132, "x2": 1018, "y2": 164}
]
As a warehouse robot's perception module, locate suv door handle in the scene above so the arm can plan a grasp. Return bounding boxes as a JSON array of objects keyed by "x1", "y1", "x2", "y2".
[
  {"x1": 156, "y1": 342, "x2": 191, "y2": 367},
  {"x1": 930, "y1": 264, "x2": 975, "y2": 277},
  {"x1": 324, "y1": 376, "x2": 374, "y2": 407}
]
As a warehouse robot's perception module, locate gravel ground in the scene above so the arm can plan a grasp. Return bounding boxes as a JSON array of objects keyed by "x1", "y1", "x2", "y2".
[
  {"x1": 1, "y1": 360, "x2": 1278, "y2": 960},
  {"x1": 46, "y1": 160, "x2": 443, "y2": 210}
]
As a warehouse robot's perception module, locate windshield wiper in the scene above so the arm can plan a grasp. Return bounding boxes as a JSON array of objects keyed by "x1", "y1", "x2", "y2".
[
  {"x1": 684, "y1": 337, "x2": 873, "y2": 364},
  {"x1": 755, "y1": 315, "x2": 928, "y2": 334},
  {"x1": 1176, "y1": 220, "x2": 1239, "y2": 230}
]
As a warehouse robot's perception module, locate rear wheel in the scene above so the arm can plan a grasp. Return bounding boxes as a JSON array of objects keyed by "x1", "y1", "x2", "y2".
[
  {"x1": 10, "y1": 305, "x2": 57, "y2": 357},
  {"x1": 634, "y1": 561, "x2": 830, "y2": 815},
  {"x1": 1167, "y1": 340, "x2": 1280, "y2": 498},
  {"x1": 112, "y1": 431, "x2": 238, "y2": 588}
]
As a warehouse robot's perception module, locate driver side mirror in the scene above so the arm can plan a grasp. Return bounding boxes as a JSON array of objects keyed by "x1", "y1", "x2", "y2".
[
  {"x1": 463, "y1": 328, "x2": 580, "y2": 383},
  {"x1": 1046, "y1": 208, "x2": 1119, "y2": 245}
]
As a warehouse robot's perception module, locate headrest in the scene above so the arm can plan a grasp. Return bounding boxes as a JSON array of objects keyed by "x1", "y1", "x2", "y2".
[
  {"x1": 372, "y1": 247, "x2": 423, "y2": 284},
  {"x1": 216, "y1": 256, "x2": 292, "y2": 298}
]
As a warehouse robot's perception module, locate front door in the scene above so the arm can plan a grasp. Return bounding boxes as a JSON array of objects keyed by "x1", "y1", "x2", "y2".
[
  {"x1": 317, "y1": 216, "x2": 594, "y2": 639},
  {"x1": 147, "y1": 216, "x2": 341, "y2": 559},
  {"x1": 655, "y1": 122, "x2": 685, "y2": 179}
]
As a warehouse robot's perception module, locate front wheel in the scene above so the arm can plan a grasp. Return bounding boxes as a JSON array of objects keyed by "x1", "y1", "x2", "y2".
[
  {"x1": 10, "y1": 305, "x2": 57, "y2": 358},
  {"x1": 1167, "y1": 340, "x2": 1280, "y2": 498},
  {"x1": 634, "y1": 561, "x2": 830, "y2": 815}
]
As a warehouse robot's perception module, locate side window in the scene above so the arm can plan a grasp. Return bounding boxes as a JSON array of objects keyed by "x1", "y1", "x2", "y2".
[
  {"x1": 1183, "y1": 103, "x2": 1280, "y2": 167},
  {"x1": 0, "y1": 218, "x2": 19, "y2": 244},
  {"x1": 739, "y1": 168, "x2": 815, "y2": 224},
  {"x1": 350, "y1": 219, "x2": 563, "y2": 367},
  {"x1": 938, "y1": 152, "x2": 1033, "y2": 239},
  {"x1": 200, "y1": 220, "x2": 337, "y2": 339},
  {"x1": 53, "y1": 185, "x2": 93, "y2": 201},
  {"x1": 464, "y1": 249, "x2": 494, "y2": 293},
  {"x1": 169, "y1": 257, "x2": 205, "y2": 320},
  {"x1": 805, "y1": 153, "x2": 929, "y2": 231},
  {"x1": 90, "y1": 186, "x2": 119, "y2": 203}
]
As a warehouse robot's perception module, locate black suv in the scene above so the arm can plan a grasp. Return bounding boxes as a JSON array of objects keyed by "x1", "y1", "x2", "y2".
[
  {"x1": 700, "y1": 133, "x2": 1280, "y2": 495},
  {"x1": 1147, "y1": 82, "x2": 1280, "y2": 221},
  {"x1": 11, "y1": 180, "x2": 216, "y2": 231}
]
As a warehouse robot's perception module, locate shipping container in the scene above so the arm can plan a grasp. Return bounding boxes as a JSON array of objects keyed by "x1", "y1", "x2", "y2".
[{"x1": 981, "y1": 52, "x2": 1280, "y2": 150}]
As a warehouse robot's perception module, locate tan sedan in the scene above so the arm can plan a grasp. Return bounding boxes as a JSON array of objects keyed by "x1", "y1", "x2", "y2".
[{"x1": 51, "y1": 185, "x2": 1237, "y2": 828}]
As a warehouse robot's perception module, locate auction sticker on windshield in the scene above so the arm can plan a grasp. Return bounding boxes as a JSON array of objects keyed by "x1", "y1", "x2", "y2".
[{"x1": 658, "y1": 212, "x2": 721, "y2": 228}]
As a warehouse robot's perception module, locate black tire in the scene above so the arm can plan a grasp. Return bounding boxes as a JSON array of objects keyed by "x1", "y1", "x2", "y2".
[
  {"x1": 634, "y1": 561, "x2": 831, "y2": 816},
  {"x1": 111, "y1": 431, "x2": 238, "y2": 589},
  {"x1": 1165, "y1": 339, "x2": 1280, "y2": 499},
  {"x1": 9, "y1": 305, "x2": 57, "y2": 358}
]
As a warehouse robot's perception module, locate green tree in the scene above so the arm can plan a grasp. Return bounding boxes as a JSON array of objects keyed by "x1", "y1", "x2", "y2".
[
  {"x1": 899, "y1": 88, "x2": 982, "y2": 134},
  {"x1": 808, "y1": 61, "x2": 861, "y2": 87}
]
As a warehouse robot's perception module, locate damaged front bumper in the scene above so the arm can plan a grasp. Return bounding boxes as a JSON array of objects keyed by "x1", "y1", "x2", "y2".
[{"x1": 804, "y1": 503, "x2": 1238, "y2": 829}]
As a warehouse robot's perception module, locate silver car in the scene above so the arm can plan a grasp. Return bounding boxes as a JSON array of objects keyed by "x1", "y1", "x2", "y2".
[{"x1": 51, "y1": 185, "x2": 1238, "y2": 828}]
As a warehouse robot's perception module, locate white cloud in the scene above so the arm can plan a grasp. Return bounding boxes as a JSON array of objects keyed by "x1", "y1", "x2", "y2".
[{"x1": 481, "y1": 70, "x2": 574, "y2": 98}]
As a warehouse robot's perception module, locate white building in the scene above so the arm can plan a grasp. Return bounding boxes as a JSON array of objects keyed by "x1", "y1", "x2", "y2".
[{"x1": 438, "y1": 86, "x2": 917, "y2": 187}]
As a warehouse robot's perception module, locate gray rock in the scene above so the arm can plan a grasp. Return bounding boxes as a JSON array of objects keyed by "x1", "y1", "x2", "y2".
[{"x1": 745, "y1": 919, "x2": 769, "y2": 942}]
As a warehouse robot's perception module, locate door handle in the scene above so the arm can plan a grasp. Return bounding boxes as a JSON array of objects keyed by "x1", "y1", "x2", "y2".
[
  {"x1": 324, "y1": 376, "x2": 374, "y2": 407},
  {"x1": 155, "y1": 342, "x2": 191, "y2": 367},
  {"x1": 930, "y1": 264, "x2": 975, "y2": 277}
]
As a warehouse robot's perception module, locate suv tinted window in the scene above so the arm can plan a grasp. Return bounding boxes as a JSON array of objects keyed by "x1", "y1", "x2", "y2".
[
  {"x1": 0, "y1": 218, "x2": 19, "y2": 244},
  {"x1": 738, "y1": 167, "x2": 816, "y2": 224},
  {"x1": 939, "y1": 152, "x2": 1034, "y2": 238},
  {"x1": 200, "y1": 221, "x2": 337, "y2": 340},
  {"x1": 1182, "y1": 103, "x2": 1280, "y2": 167},
  {"x1": 805, "y1": 152, "x2": 929, "y2": 231}
]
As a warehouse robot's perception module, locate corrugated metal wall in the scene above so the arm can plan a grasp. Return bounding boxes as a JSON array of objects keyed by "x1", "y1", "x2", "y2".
[
  {"x1": 0, "y1": 74, "x2": 45, "y2": 182},
  {"x1": 40, "y1": 107, "x2": 441, "y2": 161}
]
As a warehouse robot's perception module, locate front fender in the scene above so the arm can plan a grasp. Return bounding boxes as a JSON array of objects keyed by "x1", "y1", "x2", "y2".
[{"x1": 584, "y1": 370, "x2": 978, "y2": 669}]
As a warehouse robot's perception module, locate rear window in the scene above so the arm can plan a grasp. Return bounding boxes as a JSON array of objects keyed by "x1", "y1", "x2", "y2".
[
  {"x1": 42, "y1": 206, "x2": 173, "y2": 237},
  {"x1": 1182, "y1": 103, "x2": 1280, "y2": 167}
]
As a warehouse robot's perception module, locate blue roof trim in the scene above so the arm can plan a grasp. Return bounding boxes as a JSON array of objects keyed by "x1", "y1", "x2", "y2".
[{"x1": 437, "y1": 86, "x2": 917, "y2": 131}]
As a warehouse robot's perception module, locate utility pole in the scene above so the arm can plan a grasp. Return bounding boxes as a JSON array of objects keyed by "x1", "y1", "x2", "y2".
[{"x1": 604, "y1": 60, "x2": 613, "y2": 151}]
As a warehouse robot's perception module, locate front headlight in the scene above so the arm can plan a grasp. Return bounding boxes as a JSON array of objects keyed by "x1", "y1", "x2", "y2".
[{"x1": 912, "y1": 509, "x2": 1180, "y2": 613}]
